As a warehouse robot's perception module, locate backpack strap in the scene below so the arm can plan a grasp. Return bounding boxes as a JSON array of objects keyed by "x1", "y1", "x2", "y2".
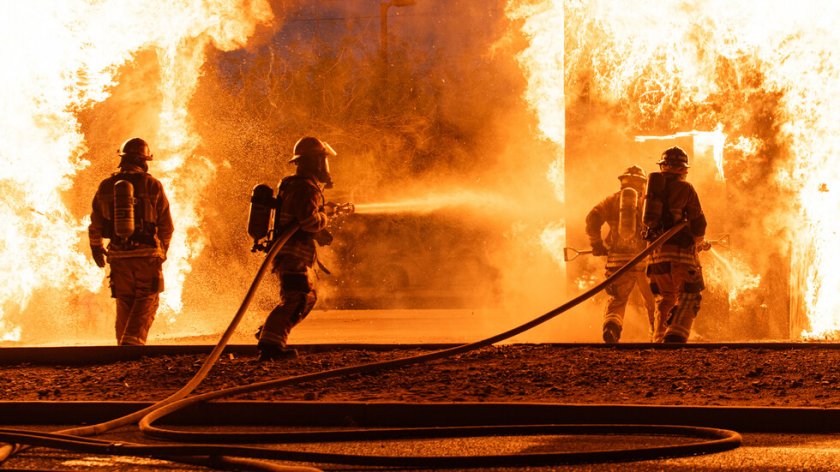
[{"x1": 113, "y1": 171, "x2": 156, "y2": 246}]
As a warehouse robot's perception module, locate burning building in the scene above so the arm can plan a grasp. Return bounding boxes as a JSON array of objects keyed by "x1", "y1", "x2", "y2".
[{"x1": 0, "y1": 0, "x2": 838, "y2": 345}]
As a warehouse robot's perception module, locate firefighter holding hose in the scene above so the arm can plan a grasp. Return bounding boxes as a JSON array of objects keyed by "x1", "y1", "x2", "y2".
[
  {"x1": 586, "y1": 165, "x2": 656, "y2": 343},
  {"x1": 642, "y1": 146, "x2": 708, "y2": 343},
  {"x1": 88, "y1": 137, "x2": 174, "y2": 346},
  {"x1": 255, "y1": 136, "x2": 339, "y2": 361}
]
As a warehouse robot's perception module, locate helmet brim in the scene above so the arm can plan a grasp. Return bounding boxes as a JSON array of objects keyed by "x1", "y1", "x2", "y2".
[
  {"x1": 290, "y1": 141, "x2": 337, "y2": 163},
  {"x1": 657, "y1": 159, "x2": 689, "y2": 168},
  {"x1": 118, "y1": 152, "x2": 153, "y2": 161}
]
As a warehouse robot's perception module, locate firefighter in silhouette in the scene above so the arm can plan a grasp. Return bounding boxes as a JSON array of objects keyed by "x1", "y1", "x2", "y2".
[
  {"x1": 256, "y1": 136, "x2": 337, "y2": 361},
  {"x1": 88, "y1": 137, "x2": 174, "y2": 345},
  {"x1": 642, "y1": 146, "x2": 708, "y2": 343},
  {"x1": 586, "y1": 165, "x2": 656, "y2": 343}
]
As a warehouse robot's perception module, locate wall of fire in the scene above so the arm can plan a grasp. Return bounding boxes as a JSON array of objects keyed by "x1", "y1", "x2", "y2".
[{"x1": 565, "y1": 126, "x2": 793, "y2": 341}]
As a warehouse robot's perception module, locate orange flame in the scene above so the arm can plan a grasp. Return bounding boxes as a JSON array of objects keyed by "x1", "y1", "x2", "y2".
[
  {"x1": 513, "y1": 0, "x2": 840, "y2": 339},
  {"x1": 539, "y1": 222, "x2": 566, "y2": 267},
  {"x1": 635, "y1": 127, "x2": 727, "y2": 181},
  {"x1": 0, "y1": 1, "x2": 272, "y2": 342},
  {"x1": 506, "y1": 0, "x2": 566, "y2": 266}
]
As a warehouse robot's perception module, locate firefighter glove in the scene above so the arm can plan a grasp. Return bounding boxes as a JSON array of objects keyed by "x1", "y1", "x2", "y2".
[
  {"x1": 591, "y1": 241, "x2": 608, "y2": 256},
  {"x1": 322, "y1": 201, "x2": 338, "y2": 217},
  {"x1": 314, "y1": 229, "x2": 333, "y2": 246},
  {"x1": 90, "y1": 245, "x2": 107, "y2": 268}
]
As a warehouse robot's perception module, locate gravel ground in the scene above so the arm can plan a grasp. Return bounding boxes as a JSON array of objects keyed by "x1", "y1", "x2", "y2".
[{"x1": 2, "y1": 345, "x2": 839, "y2": 407}]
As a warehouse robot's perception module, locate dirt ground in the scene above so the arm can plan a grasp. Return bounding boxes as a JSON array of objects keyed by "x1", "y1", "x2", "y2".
[{"x1": 2, "y1": 344, "x2": 839, "y2": 407}]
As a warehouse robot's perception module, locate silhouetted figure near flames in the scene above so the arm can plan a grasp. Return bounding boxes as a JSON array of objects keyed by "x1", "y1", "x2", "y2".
[
  {"x1": 88, "y1": 137, "x2": 173, "y2": 345},
  {"x1": 586, "y1": 165, "x2": 655, "y2": 343},
  {"x1": 256, "y1": 136, "x2": 338, "y2": 361},
  {"x1": 642, "y1": 146, "x2": 708, "y2": 343}
]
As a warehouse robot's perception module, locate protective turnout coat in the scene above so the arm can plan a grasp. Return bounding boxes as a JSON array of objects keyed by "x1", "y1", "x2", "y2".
[
  {"x1": 646, "y1": 173, "x2": 707, "y2": 343},
  {"x1": 259, "y1": 172, "x2": 330, "y2": 351},
  {"x1": 88, "y1": 167, "x2": 173, "y2": 259},
  {"x1": 88, "y1": 165, "x2": 173, "y2": 345}
]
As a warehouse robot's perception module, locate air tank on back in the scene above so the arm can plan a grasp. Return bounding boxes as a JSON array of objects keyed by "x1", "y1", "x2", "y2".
[
  {"x1": 248, "y1": 184, "x2": 276, "y2": 250},
  {"x1": 618, "y1": 187, "x2": 638, "y2": 241},
  {"x1": 642, "y1": 171, "x2": 666, "y2": 239},
  {"x1": 113, "y1": 180, "x2": 135, "y2": 238}
]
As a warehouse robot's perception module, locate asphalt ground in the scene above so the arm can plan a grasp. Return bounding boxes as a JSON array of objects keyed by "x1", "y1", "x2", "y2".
[
  {"x1": 2, "y1": 306, "x2": 839, "y2": 470},
  {"x1": 3, "y1": 426, "x2": 839, "y2": 471},
  {"x1": 0, "y1": 400, "x2": 839, "y2": 470}
]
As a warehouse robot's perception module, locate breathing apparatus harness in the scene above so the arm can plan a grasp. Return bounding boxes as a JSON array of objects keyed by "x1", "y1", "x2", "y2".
[
  {"x1": 641, "y1": 171, "x2": 696, "y2": 247},
  {"x1": 247, "y1": 177, "x2": 353, "y2": 254},
  {"x1": 105, "y1": 171, "x2": 158, "y2": 249}
]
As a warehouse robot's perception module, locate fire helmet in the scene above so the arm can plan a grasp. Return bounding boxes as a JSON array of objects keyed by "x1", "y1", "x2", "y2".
[
  {"x1": 290, "y1": 136, "x2": 336, "y2": 162},
  {"x1": 290, "y1": 136, "x2": 336, "y2": 187},
  {"x1": 657, "y1": 146, "x2": 689, "y2": 171},
  {"x1": 118, "y1": 137, "x2": 153, "y2": 160},
  {"x1": 618, "y1": 165, "x2": 647, "y2": 185}
]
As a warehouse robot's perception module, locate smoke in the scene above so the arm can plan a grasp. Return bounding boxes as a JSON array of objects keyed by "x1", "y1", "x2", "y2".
[
  {"x1": 560, "y1": 0, "x2": 840, "y2": 340},
  {"x1": 178, "y1": 0, "x2": 577, "y2": 342},
  {"x1": 20, "y1": 0, "x2": 830, "y2": 345},
  {"x1": 0, "y1": 0, "x2": 274, "y2": 345}
]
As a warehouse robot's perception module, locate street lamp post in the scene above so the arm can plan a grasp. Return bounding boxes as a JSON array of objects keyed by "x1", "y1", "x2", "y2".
[
  {"x1": 379, "y1": 0, "x2": 416, "y2": 64},
  {"x1": 378, "y1": 0, "x2": 416, "y2": 111}
]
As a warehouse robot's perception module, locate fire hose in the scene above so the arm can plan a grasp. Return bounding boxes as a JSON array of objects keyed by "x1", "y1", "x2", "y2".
[
  {"x1": 0, "y1": 224, "x2": 302, "y2": 469},
  {"x1": 0, "y1": 220, "x2": 742, "y2": 470}
]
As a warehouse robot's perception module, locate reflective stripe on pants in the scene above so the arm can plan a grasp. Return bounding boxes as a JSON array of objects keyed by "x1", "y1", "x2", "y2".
[
  {"x1": 259, "y1": 270, "x2": 317, "y2": 348},
  {"x1": 109, "y1": 257, "x2": 163, "y2": 346},
  {"x1": 603, "y1": 268, "x2": 656, "y2": 339},
  {"x1": 647, "y1": 262, "x2": 704, "y2": 343}
]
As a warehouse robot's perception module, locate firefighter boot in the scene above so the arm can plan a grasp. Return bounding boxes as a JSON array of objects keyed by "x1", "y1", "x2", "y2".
[
  {"x1": 257, "y1": 341, "x2": 298, "y2": 362},
  {"x1": 602, "y1": 322, "x2": 621, "y2": 344}
]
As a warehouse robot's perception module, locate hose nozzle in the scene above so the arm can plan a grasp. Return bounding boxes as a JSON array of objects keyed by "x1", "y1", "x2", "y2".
[{"x1": 324, "y1": 201, "x2": 355, "y2": 217}]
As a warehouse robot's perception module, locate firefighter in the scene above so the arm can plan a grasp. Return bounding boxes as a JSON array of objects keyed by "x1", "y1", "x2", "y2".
[
  {"x1": 256, "y1": 136, "x2": 337, "y2": 361},
  {"x1": 643, "y1": 146, "x2": 708, "y2": 343},
  {"x1": 586, "y1": 165, "x2": 656, "y2": 343},
  {"x1": 88, "y1": 137, "x2": 174, "y2": 345}
]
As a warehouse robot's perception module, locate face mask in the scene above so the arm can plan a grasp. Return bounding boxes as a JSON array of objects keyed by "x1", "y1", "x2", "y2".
[{"x1": 319, "y1": 156, "x2": 333, "y2": 188}]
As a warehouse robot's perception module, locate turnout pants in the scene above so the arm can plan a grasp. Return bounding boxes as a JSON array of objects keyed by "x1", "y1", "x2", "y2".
[
  {"x1": 603, "y1": 268, "x2": 656, "y2": 341},
  {"x1": 647, "y1": 261, "x2": 704, "y2": 343},
  {"x1": 109, "y1": 257, "x2": 163, "y2": 346},
  {"x1": 259, "y1": 262, "x2": 317, "y2": 348}
]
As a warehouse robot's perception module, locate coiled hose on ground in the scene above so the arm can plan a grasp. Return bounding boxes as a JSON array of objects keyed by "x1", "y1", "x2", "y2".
[{"x1": 0, "y1": 221, "x2": 742, "y2": 471}]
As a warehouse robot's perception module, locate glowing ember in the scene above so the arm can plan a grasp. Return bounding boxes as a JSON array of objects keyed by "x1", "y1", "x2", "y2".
[
  {"x1": 0, "y1": 1, "x2": 271, "y2": 341},
  {"x1": 574, "y1": 274, "x2": 599, "y2": 292}
]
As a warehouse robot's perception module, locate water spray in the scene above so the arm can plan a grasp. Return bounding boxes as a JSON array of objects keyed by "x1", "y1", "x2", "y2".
[
  {"x1": 324, "y1": 201, "x2": 355, "y2": 217},
  {"x1": 708, "y1": 248, "x2": 736, "y2": 276},
  {"x1": 352, "y1": 190, "x2": 512, "y2": 215}
]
